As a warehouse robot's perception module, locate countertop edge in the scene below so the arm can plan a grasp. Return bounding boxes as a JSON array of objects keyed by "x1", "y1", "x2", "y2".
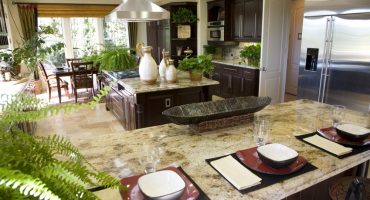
[{"x1": 212, "y1": 60, "x2": 260, "y2": 70}]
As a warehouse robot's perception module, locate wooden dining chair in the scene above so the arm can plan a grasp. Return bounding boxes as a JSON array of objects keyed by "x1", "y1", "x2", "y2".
[
  {"x1": 38, "y1": 62, "x2": 70, "y2": 101},
  {"x1": 70, "y1": 62, "x2": 95, "y2": 103},
  {"x1": 66, "y1": 58, "x2": 83, "y2": 69}
]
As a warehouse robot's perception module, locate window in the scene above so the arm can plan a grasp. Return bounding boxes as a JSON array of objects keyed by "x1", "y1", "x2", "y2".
[
  {"x1": 103, "y1": 19, "x2": 128, "y2": 47},
  {"x1": 38, "y1": 17, "x2": 65, "y2": 66},
  {"x1": 37, "y1": 17, "x2": 129, "y2": 64}
]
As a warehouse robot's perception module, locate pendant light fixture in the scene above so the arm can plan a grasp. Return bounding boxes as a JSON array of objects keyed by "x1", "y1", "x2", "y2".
[{"x1": 107, "y1": 0, "x2": 170, "y2": 22}]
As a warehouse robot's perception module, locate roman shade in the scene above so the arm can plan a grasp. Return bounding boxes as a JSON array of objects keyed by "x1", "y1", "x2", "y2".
[{"x1": 37, "y1": 4, "x2": 117, "y2": 18}]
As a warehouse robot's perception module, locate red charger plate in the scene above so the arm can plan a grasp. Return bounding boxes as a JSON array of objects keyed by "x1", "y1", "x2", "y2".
[
  {"x1": 119, "y1": 166, "x2": 199, "y2": 200},
  {"x1": 317, "y1": 127, "x2": 370, "y2": 147},
  {"x1": 236, "y1": 147, "x2": 307, "y2": 175}
]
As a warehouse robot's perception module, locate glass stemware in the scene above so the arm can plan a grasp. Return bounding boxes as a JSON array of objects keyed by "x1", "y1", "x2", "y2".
[
  {"x1": 139, "y1": 144, "x2": 161, "y2": 174},
  {"x1": 253, "y1": 116, "x2": 271, "y2": 146},
  {"x1": 331, "y1": 105, "x2": 346, "y2": 128}
]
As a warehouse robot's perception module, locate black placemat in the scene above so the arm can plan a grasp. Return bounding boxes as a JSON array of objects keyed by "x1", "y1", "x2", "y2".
[
  {"x1": 205, "y1": 154, "x2": 317, "y2": 194},
  {"x1": 178, "y1": 167, "x2": 210, "y2": 200},
  {"x1": 295, "y1": 132, "x2": 370, "y2": 159},
  {"x1": 89, "y1": 167, "x2": 210, "y2": 200}
]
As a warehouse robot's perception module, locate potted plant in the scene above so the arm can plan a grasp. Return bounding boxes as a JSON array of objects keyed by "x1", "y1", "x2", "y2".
[
  {"x1": 240, "y1": 44, "x2": 261, "y2": 67},
  {"x1": 83, "y1": 45, "x2": 136, "y2": 71},
  {"x1": 171, "y1": 8, "x2": 198, "y2": 39},
  {"x1": 178, "y1": 54, "x2": 214, "y2": 81},
  {"x1": 203, "y1": 45, "x2": 216, "y2": 56},
  {"x1": 12, "y1": 26, "x2": 64, "y2": 94},
  {"x1": 0, "y1": 49, "x2": 21, "y2": 79},
  {"x1": 0, "y1": 87, "x2": 124, "y2": 199}
]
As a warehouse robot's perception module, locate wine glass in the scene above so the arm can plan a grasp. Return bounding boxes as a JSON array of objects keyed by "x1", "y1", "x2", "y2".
[
  {"x1": 331, "y1": 105, "x2": 346, "y2": 128},
  {"x1": 253, "y1": 117, "x2": 271, "y2": 146},
  {"x1": 139, "y1": 144, "x2": 161, "y2": 174}
]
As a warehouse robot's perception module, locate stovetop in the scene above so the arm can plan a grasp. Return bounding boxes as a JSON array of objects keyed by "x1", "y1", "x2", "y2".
[{"x1": 109, "y1": 69, "x2": 140, "y2": 79}]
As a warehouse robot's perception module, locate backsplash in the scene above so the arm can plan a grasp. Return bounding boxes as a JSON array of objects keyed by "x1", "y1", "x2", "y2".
[{"x1": 222, "y1": 42, "x2": 260, "y2": 60}]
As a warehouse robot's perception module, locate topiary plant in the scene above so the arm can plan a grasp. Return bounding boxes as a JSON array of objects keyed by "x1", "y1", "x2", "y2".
[
  {"x1": 171, "y1": 8, "x2": 198, "y2": 24},
  {"x1": 0, "y1": 86, "x2": 124, "y2": 199}
]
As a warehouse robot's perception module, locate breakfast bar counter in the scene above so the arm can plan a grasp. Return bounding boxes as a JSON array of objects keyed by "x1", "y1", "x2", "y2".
[{"x1": 74, "y1": 100, "x2": 370, "y2": 199}]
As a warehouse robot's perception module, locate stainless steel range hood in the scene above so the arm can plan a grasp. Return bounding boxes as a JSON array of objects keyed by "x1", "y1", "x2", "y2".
[{"x1": 107, "y1": 0, "x2": 170, "y2": 22}]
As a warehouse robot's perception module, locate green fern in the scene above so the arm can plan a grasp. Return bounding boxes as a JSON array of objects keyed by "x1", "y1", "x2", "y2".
[{"x1": 0, "y1": 86, "x2": 125, "y2": 199}]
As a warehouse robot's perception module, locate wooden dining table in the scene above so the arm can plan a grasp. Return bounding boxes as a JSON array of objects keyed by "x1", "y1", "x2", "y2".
[{"x1": 52, "y1": 68, "x2": 99, "y2": 104}]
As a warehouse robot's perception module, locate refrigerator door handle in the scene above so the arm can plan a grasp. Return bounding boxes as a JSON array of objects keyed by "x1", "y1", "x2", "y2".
[{"x1": 318, "y1": 18, "x2": 331, "y2": 102}]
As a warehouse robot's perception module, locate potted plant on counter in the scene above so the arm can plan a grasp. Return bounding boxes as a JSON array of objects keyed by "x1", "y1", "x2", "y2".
[
  {"x1": 172, "y1": 8, "x2": 198, "y2": 39},
  {"x1": 178, "y1": 54, "x2": 214, "y2": 81},
  {"x1": 0, "y1": 49, "x2": 21, "y2": 79},
  {"x1": 240, "y1": 43, "x2": 261, "y2": 67}
]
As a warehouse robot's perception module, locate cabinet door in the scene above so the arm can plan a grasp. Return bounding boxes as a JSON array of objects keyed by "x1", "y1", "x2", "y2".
[
  {"x1": 231, "y1": 0, "x2": 244, "y2": 39},
  {"x1": 232, "y1": 73, "x2": 244, "y2": 97},
  {"x1": 242, "y1": 0, "x2": 257, "y2": 39},
  {"x1": 145, "y1": 94, "x2": 173, "y2": 126},
  {"x1": 256, "y1": 0, "x2": 263, "y2": 38}
]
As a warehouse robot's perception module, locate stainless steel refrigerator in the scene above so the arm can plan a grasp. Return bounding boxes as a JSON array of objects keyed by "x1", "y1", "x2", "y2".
[{"x1": 297, "y1": 1, "x2": 370, "y2": 112}]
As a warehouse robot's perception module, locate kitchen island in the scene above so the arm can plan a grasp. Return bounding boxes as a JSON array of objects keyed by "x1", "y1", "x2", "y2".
[
  {"x1": 102, "y1": 71, "x2": 219, "y2": 130},
  {"x1": 74, "y1": 100, "x2": 369, "y2": 199}
]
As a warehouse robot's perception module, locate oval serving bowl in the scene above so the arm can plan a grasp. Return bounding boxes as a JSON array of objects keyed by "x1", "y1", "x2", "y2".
[
  {"x1": 335, "y1": 124, "x2": 370, "y2": 141},
  {"x1": 138, "y1": 170, "x2": 185, "y2": 200},
  {"x1": 256, "y1": 143, "x2": 298, "y2": 169},
  {"x1": 162, "y1": 96, "x2": 271, "y2": 125}
]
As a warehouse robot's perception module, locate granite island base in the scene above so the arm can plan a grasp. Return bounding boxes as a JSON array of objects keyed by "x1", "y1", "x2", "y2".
[{"x1": 74, "y1": 100, "x2": 369, "y2": 199}]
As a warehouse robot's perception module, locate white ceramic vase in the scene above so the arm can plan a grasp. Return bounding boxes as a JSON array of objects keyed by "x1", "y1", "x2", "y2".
[
  {"x1": 165, "y1": 59, "x2": 177, "y2": 83},
  {"x1": 159, "y1": 49, "x2": 170, "y2": 81},
  {"x1": 139, "y1": 46, "x2": 158, "y2": 85}
]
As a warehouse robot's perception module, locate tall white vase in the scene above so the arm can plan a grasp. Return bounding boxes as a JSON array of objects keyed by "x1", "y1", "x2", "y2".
[
  {"x1": 139, "y1": 46, "x2": 158, "y2": 85},
  {"x1": 159, "y1": 49, "x2": 170, "y2": 81},
  {"x1": 165, "y1": 59, "x2": 177, "y2": 83}
]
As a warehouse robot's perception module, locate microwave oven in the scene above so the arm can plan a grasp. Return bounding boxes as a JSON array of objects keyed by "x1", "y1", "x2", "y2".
[{"x1": 208, "y1": 21, "x2": 224, "y2": 41}]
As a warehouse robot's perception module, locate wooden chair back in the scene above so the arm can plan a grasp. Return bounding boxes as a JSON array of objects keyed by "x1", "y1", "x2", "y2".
[
  {"x1": 66, "y1": 58, "x2": 83, "y2": 68},
  {"x1": 71, "y1": 62, "x2": 94, "y2": 89}
]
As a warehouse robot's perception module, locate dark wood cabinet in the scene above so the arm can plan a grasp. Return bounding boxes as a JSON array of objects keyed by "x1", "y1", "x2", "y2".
[
  {"x1": 147, "y1": 2, "x2": 197, "y2": 65},
  {"x1": 207, "y1": 63, "x2": 259, "y2": 98},
  {"x1": 231, "y1": 0, "x2": 262, "y2": 42},
  {"x1": 135, "y1": 87, "x2": 206, "y2": 128}
]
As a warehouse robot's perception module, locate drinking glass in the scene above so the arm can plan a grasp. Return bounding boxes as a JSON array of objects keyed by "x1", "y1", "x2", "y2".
[
  {"x1": 139, "y1": 144, "x2": 161, "y2": 174},
  {"x1": 331, "y1": 105, "x2": 346, "y2": 128},
  {"x1": 253, "y1": 118, "x2": 271, "y2": 146}
]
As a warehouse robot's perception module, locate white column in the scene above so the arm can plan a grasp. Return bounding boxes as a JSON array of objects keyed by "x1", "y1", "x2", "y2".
[
  {"x1": 62, "y1": 18, "x2": 74, "y2": 59},
  {"x1": 197, "y1": 0, "x2": 208, "y2": 55},
  {"x1": 95, "y1": 18, "x2": 105, "y2": 51}
]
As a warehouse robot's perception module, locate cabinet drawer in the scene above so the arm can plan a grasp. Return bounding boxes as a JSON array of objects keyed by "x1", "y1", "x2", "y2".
[
  {"x1": 243, "y1": 69, "x2": 256, "y2": 79},
  {"x1": 223, "y1": 66, "x2": 241, "y2": 74}
]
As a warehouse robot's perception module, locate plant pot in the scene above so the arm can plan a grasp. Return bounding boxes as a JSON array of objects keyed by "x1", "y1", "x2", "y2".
[
  {"x1": 11, "y1": 65, "x2": 21, "y2": 77},
  {"x1": 34, "y1": 79, "x2": 43, "y2": 94},
  {"x1": 189, "y1": 71, "x2": 202, "y2": 81},
  {"x1": 177, "y1": 25, "x2": 191, "y2": 39}
]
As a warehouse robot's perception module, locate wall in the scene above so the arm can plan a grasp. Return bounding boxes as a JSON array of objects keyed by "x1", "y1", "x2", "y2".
[
  {"x1": 3, "y1": 0, "x2": 23, "y2": 49},
  {"x1": 136, "y1": 22, "x2": 147, "y2": 45}
]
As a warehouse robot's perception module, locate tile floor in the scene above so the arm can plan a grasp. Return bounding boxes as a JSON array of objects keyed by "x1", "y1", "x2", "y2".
[{"x1": 35, "y1": 103, "x2": 124, "y2": 141}]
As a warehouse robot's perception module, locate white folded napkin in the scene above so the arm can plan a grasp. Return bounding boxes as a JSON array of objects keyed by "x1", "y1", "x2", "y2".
[
  {"x1": 303, "y1": 135, "x2": 352, "y2": 156},
  {"x1": 210, "y1": 155, "x2": 261, "y2": 190},
  {"x1": 93, "y1": 188, "x2": 121, "y2": 200}
]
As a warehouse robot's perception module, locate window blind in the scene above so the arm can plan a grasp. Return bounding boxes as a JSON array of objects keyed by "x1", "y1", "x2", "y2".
[{"x1": 37, "y1": 4, "x2": 117, "y2": 18}]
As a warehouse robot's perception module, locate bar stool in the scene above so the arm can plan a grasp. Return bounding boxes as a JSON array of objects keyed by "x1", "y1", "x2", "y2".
[{"x1": 329, "y1": 176, "x2": 369, "y2": 200}]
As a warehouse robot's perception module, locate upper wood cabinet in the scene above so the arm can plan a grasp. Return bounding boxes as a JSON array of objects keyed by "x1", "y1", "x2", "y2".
[{"x1": 231, "y1": 0, "x2": 262, "y2": 42}]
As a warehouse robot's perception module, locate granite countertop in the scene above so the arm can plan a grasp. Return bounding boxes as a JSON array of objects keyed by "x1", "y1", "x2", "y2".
[
  {"x1": 73, "y1": 100, "x2": 369, "y2": 199},
  {"x1": 117, "y1": 71, "x2": 219, "y2": 94},
  {"x1": 212, "y1": 59, "x2": 260, "y2": 70}
]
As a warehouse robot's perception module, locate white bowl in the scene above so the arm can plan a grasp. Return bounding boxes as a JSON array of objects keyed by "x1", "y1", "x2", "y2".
[
  {"x1": 257, "y1": 143, "x2": 298, "y2": 168},
  {"x1": 138, "y1": 170, "x2": 185, "y2": 200},
  {"x1": 336, "y1": 124, "x2": 370, "y2": 141}
]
